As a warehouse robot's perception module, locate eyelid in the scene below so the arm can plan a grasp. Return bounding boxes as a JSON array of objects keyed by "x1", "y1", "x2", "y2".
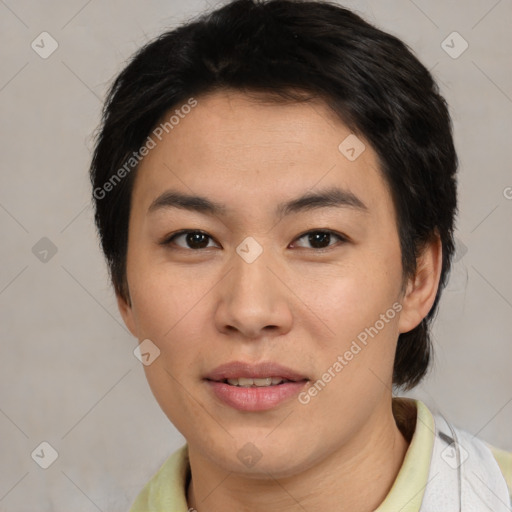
[
  {"x1": 291, "y1": 229, "x2": 348, "y2": 249},
  {"x1": 160, "y1": 228, "x2": 348, "y2": 251},
  {"x1": 159, "y1": 229, "x2": 220, "y2": 248}
]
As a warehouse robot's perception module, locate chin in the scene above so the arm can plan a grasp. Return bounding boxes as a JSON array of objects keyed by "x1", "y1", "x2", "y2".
[{"x1": 209, "y1": 435, "x2": 315, "y2": 479}]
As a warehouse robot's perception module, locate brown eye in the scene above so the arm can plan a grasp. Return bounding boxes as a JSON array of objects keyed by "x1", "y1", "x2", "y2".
[
  {"x1": 163, "y1": 230, "x2": 218, "y2": 250},
  {"x1": 292, "y1": 230, "x2": 347, "y2": 250}
]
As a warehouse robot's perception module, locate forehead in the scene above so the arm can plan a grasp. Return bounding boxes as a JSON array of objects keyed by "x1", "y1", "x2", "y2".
[{"x1": 132, "y1": 90, "x2": 393, "y2": 222}]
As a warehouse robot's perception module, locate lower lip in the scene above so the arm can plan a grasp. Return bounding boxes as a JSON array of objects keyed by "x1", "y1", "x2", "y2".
[{"x1": 206, "y1": 380, "x2": 309, "y2": 411}]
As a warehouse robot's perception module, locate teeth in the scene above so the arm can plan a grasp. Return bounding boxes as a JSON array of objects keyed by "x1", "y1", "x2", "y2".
[
  {"x1": 253, "y1": 377, "x2": 273, "y2": 386},
  {"x1": 226, "y1": 377, "x2": 287, "y2": 387}
]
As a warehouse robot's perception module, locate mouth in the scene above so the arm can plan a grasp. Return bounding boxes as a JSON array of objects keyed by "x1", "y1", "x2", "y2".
[
  {"x1": 204, "y1": 361, "x2": 310, "y2": 411},
  {"x1": 205, "y1": 360, "x2": 309, "y2": 384},
  {"x1": 216, "y1": 376, "x2": 301, "y2": 387}
]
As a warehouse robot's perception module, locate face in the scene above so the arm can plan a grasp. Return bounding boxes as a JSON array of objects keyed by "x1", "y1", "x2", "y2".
[{"x1": 118, "y1": 90, "x2": 433, "y2": 477}]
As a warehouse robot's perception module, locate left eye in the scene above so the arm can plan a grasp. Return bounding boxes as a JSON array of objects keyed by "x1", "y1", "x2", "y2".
[{"x1": 292, "y1": 230, "x2": 346, "y2": 250}]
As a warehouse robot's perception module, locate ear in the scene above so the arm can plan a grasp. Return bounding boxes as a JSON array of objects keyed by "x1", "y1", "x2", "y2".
[
  {"x1": 116, "y1": 292, "x2": 138, "y2": 338},
  {"x1": 398, "y1": 234, "x2": 443, "y2": 334}
]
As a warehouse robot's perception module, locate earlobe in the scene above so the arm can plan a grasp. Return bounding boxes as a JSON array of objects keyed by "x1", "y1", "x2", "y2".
[
  {"x1": 116, "y1": 292, "x2": 138, "y2": 338},
  {"x1": 398, "y1": 235, "x2": 443, "y2": 334}
]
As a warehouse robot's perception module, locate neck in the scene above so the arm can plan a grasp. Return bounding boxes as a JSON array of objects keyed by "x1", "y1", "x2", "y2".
[{"x1": 187, "y1": 399, "x2": 410, "y2": 512}]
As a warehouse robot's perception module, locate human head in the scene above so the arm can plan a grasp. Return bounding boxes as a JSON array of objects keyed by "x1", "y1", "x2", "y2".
[{"x1": 90, "y1": 0, "x2": 457, "y2": 390}]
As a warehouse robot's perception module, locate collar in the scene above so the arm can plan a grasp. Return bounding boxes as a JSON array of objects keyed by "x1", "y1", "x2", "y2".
[{"x1": 375, "y1": 398, "x2": 435, "y2": 511}]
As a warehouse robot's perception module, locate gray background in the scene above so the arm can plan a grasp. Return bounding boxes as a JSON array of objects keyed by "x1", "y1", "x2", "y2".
[{"x1": 0, "y1": 0, "x2": 511, "y2": 510}]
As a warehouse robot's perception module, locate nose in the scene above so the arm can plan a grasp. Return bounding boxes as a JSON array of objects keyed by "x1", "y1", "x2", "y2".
[{"x1": 214, "y1": 246, "x2": 293, "y2": 340}]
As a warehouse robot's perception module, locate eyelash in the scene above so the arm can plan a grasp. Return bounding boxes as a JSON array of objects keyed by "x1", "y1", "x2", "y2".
[{"x1": 159, "y1": 229, "x2": 348, "y2": 252}]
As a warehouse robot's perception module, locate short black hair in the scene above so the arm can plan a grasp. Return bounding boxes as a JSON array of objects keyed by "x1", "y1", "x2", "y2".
[{"x1": 90, "y1": 0, "x2": 458, "y2": 390}]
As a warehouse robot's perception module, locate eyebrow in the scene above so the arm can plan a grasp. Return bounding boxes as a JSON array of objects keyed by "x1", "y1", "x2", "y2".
[{"x1": 147, "y1": 186, "x2": 368, "y2": 218}]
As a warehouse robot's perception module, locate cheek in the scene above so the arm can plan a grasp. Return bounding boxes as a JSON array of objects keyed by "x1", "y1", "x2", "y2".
[
  {"x1": 300, "y1": 256, "x2": 400, "y2": 335},
  {"x1": 296, "y1": 249, "x2": 403, "y2": 383},
  {"x1": 127, "y1": 261, "x2": 209, "y2": 339},
  {"x1": 128, "y1": 265, "x2": 216, "y2": 385},
  {"x1": 306, "y1": 275, "x2": 400, "y2": 407},
  {"x1": 130, "y1": 271, "x2": 210, "y2": 427}
]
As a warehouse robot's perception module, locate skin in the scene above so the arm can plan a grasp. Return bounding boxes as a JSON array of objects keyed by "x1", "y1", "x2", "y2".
[{"x1": 118, "y1": 89, "x2": 442, "y2": 512}]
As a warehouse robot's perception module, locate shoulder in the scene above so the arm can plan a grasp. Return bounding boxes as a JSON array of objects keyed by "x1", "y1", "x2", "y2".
[
  {"x1": 488, "y1": 443, "x2": 512, "y2": 499},
  {"x1": 408, "y1": 399, "x2": 512, "y2": 507},
  {"x1": 447, "y1": 421, "x2": 512, "y2": 505},
  {"x1": 129, "y1": 444, "x2": 190, "y2": 512},
  {"x1": 437, "y1": 416, "x2": 512, "y2": 504}
]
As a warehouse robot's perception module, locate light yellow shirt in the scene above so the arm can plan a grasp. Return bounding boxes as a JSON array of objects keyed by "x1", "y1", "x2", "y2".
[{"x1": 129, "y1": 399, "x2": 512, "y2": 511}]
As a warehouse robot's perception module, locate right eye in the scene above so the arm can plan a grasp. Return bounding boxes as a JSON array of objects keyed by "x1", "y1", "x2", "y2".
[{"x1": 160, "y1": 230, "x2": 220, "y2": 250}]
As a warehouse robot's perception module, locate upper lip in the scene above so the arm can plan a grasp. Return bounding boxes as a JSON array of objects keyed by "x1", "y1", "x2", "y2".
[{"x1": 205, "y1": 361, "x2": 309, "y2": 382}]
